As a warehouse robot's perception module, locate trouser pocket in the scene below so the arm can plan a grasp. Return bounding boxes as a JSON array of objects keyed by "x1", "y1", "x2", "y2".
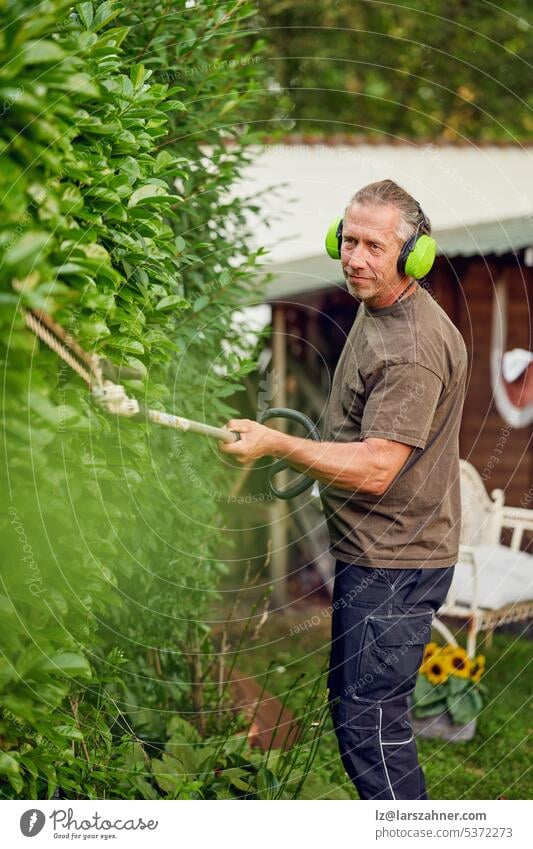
[
  {"x1": 331, "y1": 698, "x2": 385, "y2": 799},
  {"x1": 331, "y1": 696, "x2": 426, "y2": 800},
  {"x1": 353, "y1": 610, "x2": 433, "y2": 700}
]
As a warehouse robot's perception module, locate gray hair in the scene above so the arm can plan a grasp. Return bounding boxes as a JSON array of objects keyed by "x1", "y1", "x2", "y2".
[{"x1": 348, "y1": 179, "x2": 431, "y2": 243}]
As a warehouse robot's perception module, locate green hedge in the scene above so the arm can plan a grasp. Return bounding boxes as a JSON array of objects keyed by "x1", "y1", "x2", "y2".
[{"x1": 0, "y1": 0, "x2": 273, "y2": 798}]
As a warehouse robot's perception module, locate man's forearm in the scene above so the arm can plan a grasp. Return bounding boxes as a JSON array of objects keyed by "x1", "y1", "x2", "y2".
[{"x1": 268, "y1": 430, "x2": 385, "y2": 494}]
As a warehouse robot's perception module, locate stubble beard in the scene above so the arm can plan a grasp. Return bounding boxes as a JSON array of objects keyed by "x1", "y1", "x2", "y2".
[
  {"x1": 345, "y1": 270, "x2": 404, "y2": 308},
  {"x1": 345, "y1": 272, "x2": 379, "y2": 303}
]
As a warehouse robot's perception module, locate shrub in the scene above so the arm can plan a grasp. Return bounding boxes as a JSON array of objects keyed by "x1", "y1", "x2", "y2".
[{"x1": 0, "y1": 0, "x2": 272, "y2": 798}]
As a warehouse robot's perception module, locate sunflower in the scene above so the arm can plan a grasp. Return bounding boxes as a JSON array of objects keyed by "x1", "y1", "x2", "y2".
[
  {"x1": 422, "y1": 642, "x2": 439, "y2": 662},
  {"x1": 423, "y1": 655, "x2": 449, "y2": 686},
  {"x1": 446, "y1": 646, "x2": 472, "y2": 679},
  {"x1": 470, "y1": 654, "x2": 486, "y2": 684}
]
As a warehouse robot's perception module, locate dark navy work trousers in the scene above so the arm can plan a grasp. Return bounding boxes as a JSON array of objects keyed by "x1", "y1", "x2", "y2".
[{"x1": 328, "y1": 560, "x2": 455, "y2": 800}]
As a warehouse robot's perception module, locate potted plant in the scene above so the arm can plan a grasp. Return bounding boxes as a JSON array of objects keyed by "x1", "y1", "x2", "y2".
[{"x1": 410, "y1": 643, "x2": 487, "y2": 742}]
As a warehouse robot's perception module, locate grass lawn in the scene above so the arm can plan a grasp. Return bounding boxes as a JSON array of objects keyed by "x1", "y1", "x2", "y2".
[{"x1": 231, "y1": 608, "x2": 533, "y2": 800}]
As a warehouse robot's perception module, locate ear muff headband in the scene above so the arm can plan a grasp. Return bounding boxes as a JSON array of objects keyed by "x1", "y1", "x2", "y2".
[{"x1": 325, "y1": 210, "x2": 437, "y2": 279}]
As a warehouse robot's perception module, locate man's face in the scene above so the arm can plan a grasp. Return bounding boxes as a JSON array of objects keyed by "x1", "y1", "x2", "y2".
[{"x1": 340, "y1": 202, "x2": 405, "y2": 305}]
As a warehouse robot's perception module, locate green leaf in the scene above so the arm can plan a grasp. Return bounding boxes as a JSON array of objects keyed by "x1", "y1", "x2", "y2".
[
  {"x1": 41, "y1": 653, "x2": 92, "y2": 679},
  {"x1": 256, "y1": 765, "x2": 281, "y2": 799},
  {"x1": 119, "y1": 156, "x2": 141, "y2": 183},
  {"x1": 131, "y1": 63, "x2": 152, "y2": 89},
  {"x1": 93, "y1": 1, "x2": 121, "y2": 31},
  {"x1": 55, "y1": 73, "x2": 99, "y2": 97},
  {"x1": 54, "y1": 725, "x2": 84, "y2": 740},
  {"x1": 4, "y1": 232, "x2": 50, "y2": 269},
  {"x1": 155, "y1": 150, "x2": 175, "y2": 171},
  {"x1": 79, "y1": 317, "x2": 111, "y2": 339},
  {"x1": 77, "y1": 2, "x2": 94, "y2": 29},
  {"x1": 77, "y1": 118, "x2": 122, "y2": 135},
  {"x1": 297, "y1": 773, "x2": 351, "y2": 800},
  {"x1": 413, "y1": 674, "x2": 447, "y2": 706},
  {"x1": 0, "y1": 752, "x2": 21, "y2": 777},
  {"x1": 166, "y1": 715, "x2": 201, "y2": 745},
  {"x1": 192, "y1": 295, "x2": 209, "y2": 312},
  {"x1": 22, "y1": 41, "x2": 66, "y2": 65},
  {"x1": 219, "y1": 766, "x2": 251, "y2": 792},
  {"x1": 124, "y1": 356, "x2": 147, "y2": 378},
  {"x1": 219, "y1": 99, "x2": 239, "y2": 117},
  {"x1": 29, "y1": 393, "x2": 74, "y2": 426},
  {"x1": 127, "y1": 184, "x2": 174, "y2": 208},
  {"x1": 446, "y1": 687, "x2": 481, "y2": 725},
  {"x1": 151, "y1": 757, "x2": 183, "y2": 794},
  {"x1": 411, "y1": 699, "x2": 447, "y2": 718},
  {"x1": 108, "y1": 337, "x2": 145, "y2": 355},
  {"x1": 161, "y1": 100, "x2": 187, "y2": 113},
  {"x1": 447, "y1": 675, "x2": 470, "y2": 695},
  {"x1": 156, "y1": 294, "x2": 187, "y2": 311}
]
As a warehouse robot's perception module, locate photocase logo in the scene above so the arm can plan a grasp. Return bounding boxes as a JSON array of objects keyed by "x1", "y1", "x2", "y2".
[{"x1": 20, "y1": 809, "x2": 45, "y2": 837}]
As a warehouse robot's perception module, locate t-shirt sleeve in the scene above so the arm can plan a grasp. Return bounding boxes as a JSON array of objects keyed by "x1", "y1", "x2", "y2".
[{"x1": 360, "y1": 363, "x2": 444, "y2": 449}]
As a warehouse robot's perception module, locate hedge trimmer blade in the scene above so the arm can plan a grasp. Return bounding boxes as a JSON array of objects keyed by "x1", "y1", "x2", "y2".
[{"x1": 23, "y1": 308, "x2": 239, "y2": 444}]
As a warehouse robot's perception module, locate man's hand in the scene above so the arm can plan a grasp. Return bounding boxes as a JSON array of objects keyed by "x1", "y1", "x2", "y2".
[{"x1": 218, "y1": 418, "x2": 278, "y2": 464}]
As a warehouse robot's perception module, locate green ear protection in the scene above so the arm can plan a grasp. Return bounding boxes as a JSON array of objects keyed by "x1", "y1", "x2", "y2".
[{"x1": 325, "y1": 203, "x2": 437, "y2": 280}]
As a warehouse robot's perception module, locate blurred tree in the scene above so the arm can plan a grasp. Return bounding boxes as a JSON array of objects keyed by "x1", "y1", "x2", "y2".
[{"x1": 256, "y1": 0, "x2": 533, "y2": 141}]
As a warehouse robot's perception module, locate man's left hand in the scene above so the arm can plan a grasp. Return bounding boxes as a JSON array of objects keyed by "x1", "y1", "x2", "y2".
[{"x1": 218, "y1": 418, "x2": 279, "y2": 464}]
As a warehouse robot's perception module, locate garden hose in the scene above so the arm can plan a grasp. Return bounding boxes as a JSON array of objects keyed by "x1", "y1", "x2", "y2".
[{"x1": 259, "y1": 407, "x2": 321, "y2": 500}]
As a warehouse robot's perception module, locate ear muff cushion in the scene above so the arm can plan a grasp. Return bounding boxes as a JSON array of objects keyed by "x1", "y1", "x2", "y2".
[
  {"x1": 325, "y1": 216, "x2": 343, "y2": 259},
  {"x1": 396, "y1": 236, "x2": 415, "y2": 276},
  {"x1": 404, "y1": 234, "x2": 437, "y2": 279}
]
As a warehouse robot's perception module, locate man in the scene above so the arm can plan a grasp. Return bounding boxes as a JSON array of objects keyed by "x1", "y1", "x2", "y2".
[{"x1": 220, "y1": 179, "x2": 468, "y2": 800}]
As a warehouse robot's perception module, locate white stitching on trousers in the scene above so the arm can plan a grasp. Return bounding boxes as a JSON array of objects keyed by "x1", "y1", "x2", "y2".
[
  {"x1": 378, "y1": 705, "x2": 396, "y2": 799},
  {"x1": 382, "y1": 735, "x2": 414, "y2": 746}
]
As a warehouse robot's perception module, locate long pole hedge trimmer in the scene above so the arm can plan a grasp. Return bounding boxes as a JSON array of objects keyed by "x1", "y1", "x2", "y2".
[
  {"x1": 23, "y1": 309, "x2": 320, "y2": 500},
  {"x1": 24, "y1": 308, "x2": 241, "y2": 442}
]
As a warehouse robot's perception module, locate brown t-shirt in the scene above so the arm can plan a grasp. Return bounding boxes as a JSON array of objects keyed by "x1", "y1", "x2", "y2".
[{"x1": 319, "y1": 284, "x2": 468, "y2": 569}]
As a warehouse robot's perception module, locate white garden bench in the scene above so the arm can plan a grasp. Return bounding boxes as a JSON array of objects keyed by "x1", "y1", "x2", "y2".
[{"x1": 433, "y1": 459, "x2": 533, "y2": 657}]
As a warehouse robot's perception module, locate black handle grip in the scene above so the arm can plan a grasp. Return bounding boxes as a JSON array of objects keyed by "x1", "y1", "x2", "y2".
[{"x1": 259, "y1": 407, "x2": 321, "y2": 500}]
